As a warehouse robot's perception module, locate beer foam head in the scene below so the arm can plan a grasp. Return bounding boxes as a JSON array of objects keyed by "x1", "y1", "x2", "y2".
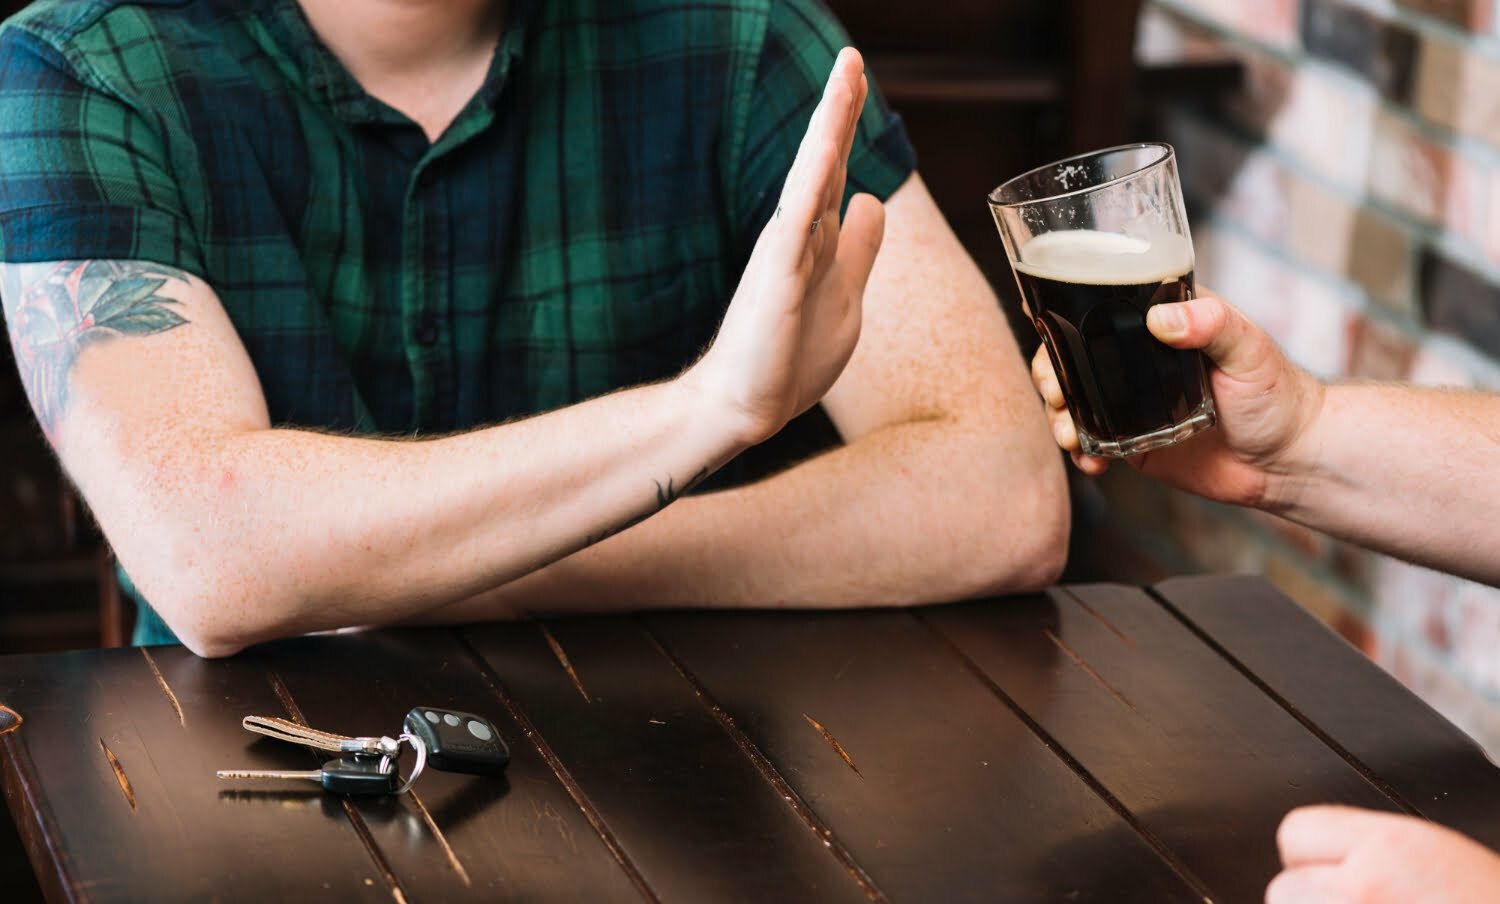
[{"x1": 1015, "y1": 229, "x2": 1193, "y2": 286}]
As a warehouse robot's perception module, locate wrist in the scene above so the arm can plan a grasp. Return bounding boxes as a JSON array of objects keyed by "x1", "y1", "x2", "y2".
[
  {"x1": 1259, "y1": 371, "x2": 1329, "y2": 516},
  {"x1": 674, "y1": 359, "x2": 775, "y2": 450}
]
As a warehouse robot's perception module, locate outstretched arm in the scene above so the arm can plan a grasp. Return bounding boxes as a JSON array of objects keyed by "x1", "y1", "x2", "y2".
[
  {"x1": 1034, "y1": 295, "x2": 1500, "y2": 585},
  {"x1": 2, "y1": 49, "x2": 884, "y2": 656}
]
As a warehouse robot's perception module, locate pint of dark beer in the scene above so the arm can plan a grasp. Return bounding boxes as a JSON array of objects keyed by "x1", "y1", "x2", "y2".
[{"x1": 989, "y1": 144, "x2": 1215, "y2": 458}]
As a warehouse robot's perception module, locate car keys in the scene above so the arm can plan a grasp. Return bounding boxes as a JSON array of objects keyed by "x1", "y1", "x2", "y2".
[
  {"x1": 402, "y1": 707, "x2": 510, "y2": 776},
  {"x1": 217, "y1": 756, "x2": 399, "y2": 796},
  {"x1": 239, "y1": 715, "x2": 400, "y2": 759}
]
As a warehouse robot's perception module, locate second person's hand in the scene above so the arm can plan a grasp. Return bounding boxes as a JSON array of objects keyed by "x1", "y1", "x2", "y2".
[{"x1": 1030, "y1": 294, "x2": 1325, "y2": 509}]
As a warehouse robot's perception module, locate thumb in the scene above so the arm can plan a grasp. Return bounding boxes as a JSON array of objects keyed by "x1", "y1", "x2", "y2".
[
  {"x1": 836, "y1": 192, "x2": 886, "y2": 294},
  {"x1": 1146, "y1": 296, "x2": 1281, "y2": 381}
]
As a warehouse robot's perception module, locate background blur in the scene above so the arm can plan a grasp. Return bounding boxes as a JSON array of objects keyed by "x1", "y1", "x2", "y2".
[{"x1": 3, "y1": 0, "x2": 1500, "y2": 753}]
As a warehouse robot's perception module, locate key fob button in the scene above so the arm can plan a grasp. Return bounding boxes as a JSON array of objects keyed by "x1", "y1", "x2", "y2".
[{"x1": 403, "y1": 706, "x2": 510, "y2": 776}]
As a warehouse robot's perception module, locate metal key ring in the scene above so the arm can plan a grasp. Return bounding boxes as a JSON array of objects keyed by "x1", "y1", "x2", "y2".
[{"x1": 385, "y1": 733, "x2": 427, "y2": 794}]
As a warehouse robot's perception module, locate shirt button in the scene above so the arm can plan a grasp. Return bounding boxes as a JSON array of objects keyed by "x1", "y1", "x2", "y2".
[{"x1": 415, "y1": 317, "x2": 440, "y2": 346}]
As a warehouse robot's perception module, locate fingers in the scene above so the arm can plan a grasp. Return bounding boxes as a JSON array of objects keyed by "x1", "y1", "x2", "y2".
[
  {"x1": 768, "y1": 48, "x2": 864, "y2": 265},
  {"x1": 1030, "y1": 345, "x2": 1064, "y2": 410},
  {"x1": 837, "y1": 192, "x2": 886, "y2": 297},
  {"x1": 1031, "y1": 346, "x2": 1111, "y2": 475},
  {"x1": 1264, "y1": 864, "x2": 1349, "y2": 904},
  {"x1": 827, "y1": 52, "x2": 868, "y2": 220},
  {"x1": 1277, "y1": 805, "x2": 1399, "y2": 869},
  {"x1": 1146, "y1": 296, "x2": 1283, "y2": 382}
]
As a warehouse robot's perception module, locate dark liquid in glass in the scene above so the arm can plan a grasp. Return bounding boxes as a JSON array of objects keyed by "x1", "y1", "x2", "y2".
[{"x1": 1017, "y1": 268, "x2": 1212, "y2": 445}]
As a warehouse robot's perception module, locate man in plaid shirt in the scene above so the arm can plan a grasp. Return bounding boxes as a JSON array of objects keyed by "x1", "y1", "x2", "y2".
[{"x1": 0, "y1": 0, "x2": 1066, "y2": 656}]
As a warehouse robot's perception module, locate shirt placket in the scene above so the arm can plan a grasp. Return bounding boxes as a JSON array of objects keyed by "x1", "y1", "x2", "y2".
[{"x1": 403, "y1": 156, "x2": 452, "y2": 430}]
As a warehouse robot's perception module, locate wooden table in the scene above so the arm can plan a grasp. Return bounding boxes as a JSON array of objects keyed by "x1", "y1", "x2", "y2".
[{"x1": 3, "y1": 575, "x2": 1498, "y2": 903}]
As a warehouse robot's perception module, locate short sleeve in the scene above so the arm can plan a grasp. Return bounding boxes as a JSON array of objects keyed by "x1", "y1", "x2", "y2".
[
  {"x1": 0, "y1": 23, "x2": 203, "y2": 273},
  {"x1": 728, "y1": 0, "x2": 918, "y2": 256}
]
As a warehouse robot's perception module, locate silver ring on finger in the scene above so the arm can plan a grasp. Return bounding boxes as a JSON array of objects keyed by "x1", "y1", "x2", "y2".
[{"x1": 809, "y1": 217, "x2": 822, "y2": 235}]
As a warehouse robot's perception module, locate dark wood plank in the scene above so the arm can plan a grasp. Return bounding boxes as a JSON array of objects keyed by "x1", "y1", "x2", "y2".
[
  {"x1": 462, "y1": 616, "x2": 874, "y2": 904},
  {"x1": 0, "y1": 646, "x2": 391, "y2": 902},
  {"x1": 925, "y1": 585, "x2": 1411, "y2": 903},
  {"x1": 246, "y1": 629, "x2": 647, "y2": 903},
  {"x1": 1155, "y1": 574, "x2": 1500, "y2": 848},
  {"x1": 646, "y1": 608, "x2": 1206, "y2": 903}
]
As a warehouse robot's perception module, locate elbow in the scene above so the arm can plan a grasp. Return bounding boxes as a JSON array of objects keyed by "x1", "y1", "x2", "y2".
[
  {"x1": 122, "y1": 544, "x2": 269, "y2": 659},
  {"x1": 966, "y1": 451, "x2": 1072, "y2": 597},
  {"x1": 141, "y1": 573, "x2": 255, "y2": 659}
]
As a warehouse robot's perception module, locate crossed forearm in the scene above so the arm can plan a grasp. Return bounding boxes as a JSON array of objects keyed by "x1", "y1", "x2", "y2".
[
  {"x1": 79, "y1": 379, "x2": 740, "y2": 656},
  {"x1": 427, "y1": 414, "x2": 1071, "y2": 620}
]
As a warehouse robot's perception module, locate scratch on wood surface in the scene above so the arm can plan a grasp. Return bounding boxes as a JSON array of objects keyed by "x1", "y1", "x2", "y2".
[
  {"x1": 532, "y1": 800, "x2": 579, "y2": 854},
  {"x1": 803, "y1": 713, "x2": 863, "y2": 777},
  {"x1": 407, "y1": 790, "x2": 471, "y2": 887},
  {"x1": 1061, "y1": 588, "x2": 1134, "y2": 646},
  {"x1": 640, "y1": 624, "x2": 886, "y2": 903},
  {"x1": 1044, "y1": 629, "x2": 1138, "y2": 714},
  {"x1": 539, "y1": 624, "x2": 592, "y2": 703},
  {"x1": 98, "y1": 738, "x2": 137, "y2": 812},
  {"x1": 140, "y1": 648, "x2": 185, "y2": 727},
  {"x1": 455, "y1": 631, "x2": 658, "y2": 902},
  {"x1": 0, "y1": 705, "x2": 22, "y2": 736}
]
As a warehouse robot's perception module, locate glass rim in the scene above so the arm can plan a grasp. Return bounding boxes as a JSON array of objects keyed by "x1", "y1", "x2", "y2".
[{"x1": 987, "y1": 142, "x2": 1176, "y2": 209}]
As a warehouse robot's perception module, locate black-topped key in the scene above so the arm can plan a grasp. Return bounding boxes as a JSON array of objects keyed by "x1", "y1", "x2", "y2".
[
  {"x1": 403, "y1": 707, "x2": 510, "y2": 776},
  {"x1": 217, "y1": 756, "x2": 399, "y2": 796}
]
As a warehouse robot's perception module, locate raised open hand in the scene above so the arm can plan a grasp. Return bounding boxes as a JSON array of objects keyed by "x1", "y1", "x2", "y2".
[{"x1": 686, "y1": 47, "x2": 887, "y2": 446}]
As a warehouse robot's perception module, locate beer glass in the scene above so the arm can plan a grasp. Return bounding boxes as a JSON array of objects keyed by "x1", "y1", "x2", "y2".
[{"x1": 989, "y1": 143, "x2": 1215, "y2": 458}]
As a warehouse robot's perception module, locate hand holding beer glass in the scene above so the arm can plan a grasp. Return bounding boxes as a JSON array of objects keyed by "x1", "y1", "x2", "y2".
[{"x1": 990, "y1": 144, "x2": 1215, "y2": 458}]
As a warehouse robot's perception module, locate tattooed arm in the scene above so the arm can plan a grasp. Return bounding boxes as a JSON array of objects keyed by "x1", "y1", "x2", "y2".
[{"x1": 0, "y1": 49, "x2": 882, "y2": 657}]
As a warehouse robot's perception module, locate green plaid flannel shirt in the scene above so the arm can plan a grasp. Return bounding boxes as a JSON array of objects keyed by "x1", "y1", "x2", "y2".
[{"x1": 0, "y1": 0, "x2": 917, "y2": 645}]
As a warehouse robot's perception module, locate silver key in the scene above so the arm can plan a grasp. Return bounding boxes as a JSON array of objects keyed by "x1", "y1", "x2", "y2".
[{"x1": 218, "y1": 756, "x2": 398, "y2": 795}]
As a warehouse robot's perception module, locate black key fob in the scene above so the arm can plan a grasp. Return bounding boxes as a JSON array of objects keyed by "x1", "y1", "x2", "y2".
[{"x1": 403, "y1": 707, "x2": 510, "y2": 776}]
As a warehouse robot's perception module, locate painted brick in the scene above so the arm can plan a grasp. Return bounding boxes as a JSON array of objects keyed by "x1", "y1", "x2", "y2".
[
  {"x1": 1197, "y1": 226, "x2": 1357, "y2": 374},
  {"x1": 1443, "y1": 151, "x2": 1493, "y2": 253},
  {"x1": 1267, "y1": 64, "x2": 1379, "y2": 193},
  {"x1": 1332, "y1": 539, "x2": 1376, "y2": 590},
  {"x1": 1157, "y1": 0, "x2": 1302, "y2": 48},
  {"x1": 1369, "y1": 555, "x2": 1461, "y2": 655},
  {"x1": 1368, "y1": 109, "x2": 1453, "y2": 224},
  {"x1": 1397, "y1": 0, "x2": 1495, "y2": 31},
  {"x1": 1303, "y1": 0, "x2": 1421, "y2": 101},
  {"x1": 1247, "y1": 508, "x2": 1333, "y2": 560},
  {"x1": 1264, "y1": 549, "x2": 1365, "y2": 634},
  {"x1": 1345, "y1": 311, "x2": 1420, "y2": 378},
  {"x1": 1452, "y1": 581, "x2": 1500, "y2": 697},
  {"x1": 1487, "y1": 167, "x2": 1500, "y2": 264},
  {"x1": 1414, "y1": 36, "x2": 1500, "y2": 151},
  {"x1": 1283, "y1": 168, "x2": 1357, "y2": 275},
  {"x1": 1382, "y1": 639, "x2": 1500, "y2": 756},
  {"x1": 1225, "y1": 42, "x2": 1298, "y2": 136},
  {"x1": 1420, "y1": 247, "x2": 1500, "y2": 359},
  {"x1": 1409, "y1": 333, "x2": 1485, "y2": 386},
  {"x1": 1347, "y1": 208, "x2": 1418, "y2": 307}
]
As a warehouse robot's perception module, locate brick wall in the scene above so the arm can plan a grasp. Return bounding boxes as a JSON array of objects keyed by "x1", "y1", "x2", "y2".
[{"x1": 1111, "y1": 0, "x2": 1500, "y2": 753}]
